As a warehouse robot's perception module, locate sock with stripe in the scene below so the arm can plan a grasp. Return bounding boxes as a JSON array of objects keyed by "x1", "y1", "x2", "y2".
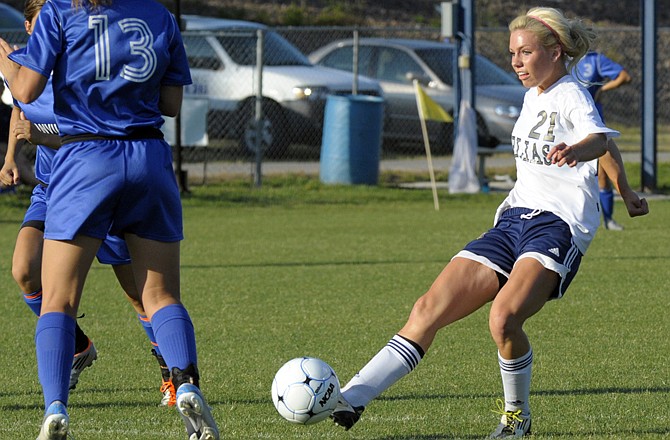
[
  {"x1": 498, "y1": 348, "x2": 533, "y2": 416},
  {"x1": 23, "y1": 290, "x2": 42, "y2": 316},
  {"x1": 600, "y1": 189, "x2": 614, "y2": 221},
  {"x1": 138, "y1": 313, "x2": 161, "y2": 355},
  {"x1": 151, "y1": 304, "x2": 197, "y2": 371},
  {"x1": 35, "y1": 312, "x2": 76, "y2": 409},
  {"x1": 341, "y1": 334, "x2": 424, "y2": 408}
]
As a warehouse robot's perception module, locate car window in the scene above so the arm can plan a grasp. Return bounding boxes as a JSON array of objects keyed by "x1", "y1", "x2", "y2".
[
  {"x1": 416, "y1": 47, "x2": 517, "y2": 86},
  {"x1": 375, "y1": 48, "x2": 422, "y2": 83},
  {"x1": 216, "y1": 30, "x2": 310, "y2": 67},
  {"x1": 317, "y1": 45, "x2": 375, "y2": 77},
  {"x1": 414, "y1": 48, "x2": 454, "y2": 85},
  {"x1": 474, "y1": 54, "x2": 519, "y2": 85},
  {"x1": 183, "y1": 34, "x2": 223, "y2": 70}
]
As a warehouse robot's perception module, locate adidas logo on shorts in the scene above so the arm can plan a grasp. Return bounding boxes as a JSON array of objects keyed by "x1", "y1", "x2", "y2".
[{"x1": 548, "y1": 247, "x2": 560, "y2": 257}]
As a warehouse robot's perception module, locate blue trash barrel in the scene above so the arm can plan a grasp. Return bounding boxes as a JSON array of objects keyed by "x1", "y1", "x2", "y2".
[{"x1": 320, "y1": 95, "x2": 384, "y2": 185}]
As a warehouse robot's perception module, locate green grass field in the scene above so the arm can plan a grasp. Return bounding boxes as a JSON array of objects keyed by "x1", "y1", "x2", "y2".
[{"x1": 0, "y1": 170, "x2": 668, "y2": 439}]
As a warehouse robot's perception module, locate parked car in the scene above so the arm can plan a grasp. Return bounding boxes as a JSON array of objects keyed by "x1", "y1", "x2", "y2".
[
  {"x1": 309, "y1": 38, "x2": 525, "y2": 151},
  {"x1": 0, "y1": 3, "x2": 26, "y2": 106},
  {"x1": 180, "y1": 15, "x2": 383, "y2": 157}
]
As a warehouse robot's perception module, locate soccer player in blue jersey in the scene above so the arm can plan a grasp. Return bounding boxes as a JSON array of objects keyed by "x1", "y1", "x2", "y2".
[
  {"x1": 576, "y1": 51, "x2": 632, "y2": 231},
  {"x1": 0, "y1": 0, "x2": 176, "y2": 408},
  {"x1": 0, "y1": 1, "x2": 219, "y2": 439}
]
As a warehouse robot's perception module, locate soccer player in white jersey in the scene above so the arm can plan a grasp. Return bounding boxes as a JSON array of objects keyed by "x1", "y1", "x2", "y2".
[
  {"x1": 0, "y1": 0, "x2": 219, "y2": 439},
  {"x1": 327, "y1": 7, "x2": 648, "y2": 438}
]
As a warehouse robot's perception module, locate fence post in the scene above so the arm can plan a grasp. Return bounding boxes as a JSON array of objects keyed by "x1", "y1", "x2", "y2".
[
  {"x1": 641, "y1": 0, "x2": 657, "y2": 192},
  {"x1": 254, "y1": 29, "x2": 264, "y2": 187}
]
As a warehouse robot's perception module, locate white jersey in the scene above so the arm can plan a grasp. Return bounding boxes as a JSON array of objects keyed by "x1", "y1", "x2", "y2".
[{"x1": 495, "y1": 75, "x2": 618, "y2": 254}]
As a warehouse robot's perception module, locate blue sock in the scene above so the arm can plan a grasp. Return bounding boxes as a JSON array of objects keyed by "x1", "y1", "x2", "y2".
[
  {"x1": 138, "y1": 314, "x2": 161, "y2": 356},
  {"x1": 35, "y1": 312, "x2": 75, "y2": 409},
  {"x1": 600, "y1": 189, "x2": 614, "y2": 221},
  {"x1": 151, "y1": 304, "x2": 197, "y2": 371},
  {"x1": 23, "y1": 290, "x2": 42, "y2": 316}
]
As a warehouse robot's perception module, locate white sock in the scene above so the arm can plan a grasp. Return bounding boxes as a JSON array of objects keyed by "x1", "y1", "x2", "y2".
[
  {"x1": 498, "y1": 348, "x2": 533, "y2": 416},
  {"x1": 341, "y1": 335, "x2": 424, "y2": 408}
]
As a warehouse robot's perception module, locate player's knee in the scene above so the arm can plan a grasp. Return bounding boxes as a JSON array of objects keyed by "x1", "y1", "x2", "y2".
[
  {"x1": 12, "y1": 264, "x2": 39, "y2": 294},
  {"x1": 488, "y1": 308, "x2": 522, "y2": 345}
]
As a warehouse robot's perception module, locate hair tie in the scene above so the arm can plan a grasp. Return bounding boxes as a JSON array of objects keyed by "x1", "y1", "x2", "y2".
[{"x1": 528, "y1": 15, "x2": 563, "y2": 48}]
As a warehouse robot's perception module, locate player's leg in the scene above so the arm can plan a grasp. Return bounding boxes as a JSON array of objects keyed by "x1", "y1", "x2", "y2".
[
  {"x1": 14, "y1": 198, "x2": 96, "y2": 391},
  {"x1": 332, "y1": 257, "x2": 500, "y2": 430},
  {"x1": 125, "y1": 234, "x2": 218, "y2": 439},
  {"x1": 110, "y1": 261, "x2": 175, "y2": 406},
  {"x1": 598, "y1": 162, "x2": 623, "y2": 230},
  {"x1": 37, "y1": 235, "x2": 100, "y2": 438},
  {"x1": 487, "y1": 258, "x2": 557, "y2": 438}
]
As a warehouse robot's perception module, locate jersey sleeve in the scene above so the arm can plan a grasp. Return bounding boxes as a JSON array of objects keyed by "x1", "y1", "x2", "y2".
[
  {"x1": 8, "y1": 1, "x2": 63, "y2": 78},
  {"x1": 565, "y1": 85, "x2": 619, "y2": 140},
  {"x1": 596, "y1": 53, "x2": 625, "y2": 81},
  {"x1": 161, "y1": 15, "x2": 192, "y2": 87}
]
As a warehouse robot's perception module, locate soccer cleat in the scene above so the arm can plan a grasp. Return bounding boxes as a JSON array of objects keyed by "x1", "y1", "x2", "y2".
[
  {"x1": 489, "y1": 400, "x2": 531, "y2": 438},
  {"x1": 160, "y1": 379, "x2": 176, "y2": 407},
  {"x1": 152, "y1": 349, "x2": 176, "y2": 407},
  {"x1": 174, "y1": 365, "x2": 219, "y2": 440},
  {"x1": 330, "y1": 396, "x2": 365, "y2": 431},
  {"x1": 69, "y1": 339, "x2": 97, "y2": 390},
  {"x1": 36, "y1": 400, "x2": 69, "y2": 440},
  {"x1": 605, "y1": 218, "x2": 624, "y2": 231}
]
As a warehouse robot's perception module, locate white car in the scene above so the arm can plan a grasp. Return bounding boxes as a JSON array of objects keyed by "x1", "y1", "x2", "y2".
[{"x1": 180, "y1": 15, "x2": 383, "y2": 158}]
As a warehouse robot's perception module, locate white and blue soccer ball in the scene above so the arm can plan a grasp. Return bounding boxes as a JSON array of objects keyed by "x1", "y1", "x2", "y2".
[{"x1": 271, "y1": 357, "x2": 340, "y2": 425}]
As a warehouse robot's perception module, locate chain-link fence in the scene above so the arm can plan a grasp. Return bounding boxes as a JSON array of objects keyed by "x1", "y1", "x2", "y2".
[
  {"x1": 184, "y1": 24, "x2": 668, "y2": 178},
  {"x1": 1, "y1": 24, "x2": 667, "y2": 182}
]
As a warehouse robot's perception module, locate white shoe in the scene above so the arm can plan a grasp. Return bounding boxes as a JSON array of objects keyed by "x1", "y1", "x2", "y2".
[
  {"x1": 176, "y1": 383, "x2": 219, "y2": 440},
  {"x1": 605, "y1": 218, "x2": 624, "y2": 231},
  {"x1": 36, "y1": 401, "x2": 69, "y2": 440},
  {"x1": 489, "y1": 400, "x2": 531, "y2": 438},
  {"x1": 70, "y1": 339, "x2": 97, "y2": 390}
]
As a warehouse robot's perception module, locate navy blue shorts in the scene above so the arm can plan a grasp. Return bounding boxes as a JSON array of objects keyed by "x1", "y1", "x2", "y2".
[{"x1": 456, "y1": 208, "x2": 583, "y2": 299}]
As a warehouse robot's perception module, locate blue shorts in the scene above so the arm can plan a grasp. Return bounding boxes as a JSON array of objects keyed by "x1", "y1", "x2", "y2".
[
  {"x1": 96, "y1": 234, "x2": 131, "y2": 266},
  {"x1": 22, "y1": 184, "x2": 48, "y2": 226},
  {"x1": 45, "y1": 139, "x2": 183, "y2": 242},
  {"x1": 456, "y1": 207, "x2": 583, "y2": 299},
  {"x1": 22, "y1": 184, "x2": 131, "y2": 266}
]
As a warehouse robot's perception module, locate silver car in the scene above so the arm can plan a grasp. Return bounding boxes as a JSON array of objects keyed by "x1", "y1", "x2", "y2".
[{"x1": 310, "y1": 38, "x2": 525, "y2": 152}]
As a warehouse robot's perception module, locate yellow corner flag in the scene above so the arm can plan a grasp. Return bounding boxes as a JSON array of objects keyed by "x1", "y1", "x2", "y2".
[{"x1": 414, "y1": 81, "x2": 453, "y2": 123}]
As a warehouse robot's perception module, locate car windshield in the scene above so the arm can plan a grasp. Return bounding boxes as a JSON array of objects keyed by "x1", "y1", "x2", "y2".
[
  {"x1": 217, "y1": 30, "x2": 311, "y2": 66},
  {"x1": 415, "y1": 48, "x2": 518, "y2": 86}
]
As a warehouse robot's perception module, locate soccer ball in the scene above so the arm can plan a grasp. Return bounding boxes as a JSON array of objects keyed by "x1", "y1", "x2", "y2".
[{"x1": 271, "y1": 357, "x2": 340, "y2": 425}]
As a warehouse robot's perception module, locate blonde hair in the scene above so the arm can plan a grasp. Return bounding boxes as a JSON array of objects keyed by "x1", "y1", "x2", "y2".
[{"x1": 509, "y1": 7, "x2": 597, "y2": 73}]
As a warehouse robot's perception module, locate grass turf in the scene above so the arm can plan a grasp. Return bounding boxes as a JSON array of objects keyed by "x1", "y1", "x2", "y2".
[{"x1": 0, "y1": 169, "x2": 668, "y2": 439}]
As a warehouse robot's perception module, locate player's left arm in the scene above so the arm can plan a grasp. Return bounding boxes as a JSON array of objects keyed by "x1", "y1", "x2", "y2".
[
  {"x1": 599, "y1": 139, "x2": 649, "y2": 217},
  {"x1": 158, "y1": 85, "x2": 183, "y2": 118}
]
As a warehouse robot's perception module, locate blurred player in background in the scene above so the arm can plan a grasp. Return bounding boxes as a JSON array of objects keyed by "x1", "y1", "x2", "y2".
[
  {"x1": 0, "y1": 0, "x2": 219, "y2": 438},
  {"x1": 576, "y1": 50, "x2": 632, "y2": 230}
]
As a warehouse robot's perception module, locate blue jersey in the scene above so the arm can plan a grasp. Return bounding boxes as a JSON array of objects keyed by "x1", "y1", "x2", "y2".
[
  {"x1": 10, "y1": 52, "x2": 57, "y2": 184},
  {"x1": 575, "y1": 51, "x2": 625, "y2": 119},
  {"x1": 9, "y1": 0, "x2": 191, "y2": 137}
]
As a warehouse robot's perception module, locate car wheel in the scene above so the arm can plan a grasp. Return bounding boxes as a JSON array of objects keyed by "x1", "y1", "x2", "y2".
[{"x1": 238, "y1": 100, "x2": 290, "y2": 159}]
